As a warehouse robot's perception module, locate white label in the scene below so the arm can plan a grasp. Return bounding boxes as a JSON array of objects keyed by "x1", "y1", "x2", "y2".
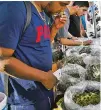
[{"x1": 53, "y1": 69, "x2": 62, "y2": 80}]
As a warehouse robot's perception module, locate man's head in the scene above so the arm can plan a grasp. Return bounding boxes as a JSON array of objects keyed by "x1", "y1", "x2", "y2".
[
  {"x1": 43, "y1": 1, "x2": 70, "y2": 15},
  {"x1": 70, "y1": 1, "x2": 89, "y2": 16}
]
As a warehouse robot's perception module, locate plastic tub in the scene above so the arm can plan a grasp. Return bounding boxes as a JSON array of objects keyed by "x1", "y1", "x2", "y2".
[{"x1": 0, "y1": 92, "x2": 7, "y2": 110}]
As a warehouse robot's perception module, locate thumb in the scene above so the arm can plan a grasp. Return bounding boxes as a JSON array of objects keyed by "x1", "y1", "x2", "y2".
[{"x1": 0, "y1": 59, "x2": 9, "y2": 66}]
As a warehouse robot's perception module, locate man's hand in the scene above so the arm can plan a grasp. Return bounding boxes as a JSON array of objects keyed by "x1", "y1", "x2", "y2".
[
  {"x1": 83, "y1": 40, "x2": 93, "y2": 45},
  {"x1": 53, "y1": 14, "x2": 67, "y2": 29},
  {"x1": 66, "y1": 6, "x2": 79, "y2": 15},
  {"x1": 0, "y1": 59, "x2": 9, "y2": 72},
  {"x1": 72, "y1": 36, "x2": 78, "y2": 40},
  {"x1": 50, "y1": 14, "x2": 67, "y2": 42},
  {"x1": 41, "y1": 70, "x2": 58, "y2": 90}
]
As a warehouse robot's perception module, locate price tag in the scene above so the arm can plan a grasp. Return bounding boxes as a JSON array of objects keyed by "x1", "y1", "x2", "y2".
[{"x1": 53, "y1": 69, "x2": 62, "y2": 80}]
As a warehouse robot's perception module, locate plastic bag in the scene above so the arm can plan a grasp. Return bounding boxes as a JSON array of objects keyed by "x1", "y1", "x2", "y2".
[
  {"x1": 78, "y1": 46, "x2": 91, "y2": 54},
  {"x1": 65, "y1": 49, "x2": 79, "y2": 57},
  {"x1": 57, "y1": 64, "x2": 86, "y2": 93},
  {"x1": 61, "y1": 64, "x2": 86, "y2": 80},
  {"x1": 65, "y1": 46, "x2": 87, "y2": 54},
  {"x1": 91, "y1": 38, "x2": 100, "y2": 47},
  {"x1": 83, "y1": 54, "x2": 100, "y2": 82},
  {"x1": 86, "y1": 64, "x2": 100, "y2": 82},
  {"x1": 52, "y1": 50, "x2": 64, "y2": 63},
  {"x1": 57, "y1": 74, "x2": 81, "y2": 93},
  {"x1": 90, "y1": 46, "x2": 100, "y2": 57},
  {"x1": 79, "y1": 53, "x2": 88, "y2": 58},
  {"x1": 63, "y1": 55, "x2": 86, "y2": 67},
  {"x1": 83, "y1": 55, "x2": 100, "y2": 66},
  {"x1": 0, "y1": 92, "x2": 7, "y2": 110},
  {"x1": 64, "y1": 81, "x2": 101, "y2": 110}
]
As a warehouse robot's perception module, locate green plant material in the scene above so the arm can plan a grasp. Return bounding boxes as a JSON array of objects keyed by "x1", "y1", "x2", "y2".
[
  {"x1": 68, "y1": 72, "x2": 80, "y2": 78},
  {"x1": 63, "y1": 56, "x2": 85, "y2": 67},
  {"x1": 57, "y1": 74, "x2": 79, "y2": 93},
  {"x1": 73, "y1": 91, "x2": 100, "y2": 107},
  {"x1": 52, "y1": 51, "x2": 64, "y2": 63},
  {"x1": 79, "y1": 46, "x2": 91, "y2": 54},
  {"x1": 56, "y1": 97, "x2": 64, "y2": 108},
  {"x1": 86, "y1": 64, "x2": 100, "y2": 82},
  {"x1": 57, "y1": 81, "x2": 72, "y2": 93}
]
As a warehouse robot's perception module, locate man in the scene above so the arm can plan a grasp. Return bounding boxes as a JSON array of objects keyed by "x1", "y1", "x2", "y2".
[
  {"x1": 0, "y1": 1, "x2": 69, "y2": 110},
  {"x1": 88, "y1": 1, "x2": 98, "y2": 24},
  {"x1": 80, "y1": 17, "x2": 88, "y2": 37},
  {"x1": 81, "y1": 15, "x2": 86, "y2": 30},
  {"x1": 68, "y1": 1, "x2": 89, "y2": 38},
  {"x1": 55, "y1": 1, "x2": 92, "y2": 46}
]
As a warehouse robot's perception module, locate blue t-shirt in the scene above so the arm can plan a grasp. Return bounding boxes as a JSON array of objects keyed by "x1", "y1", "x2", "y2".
[
  {"x1": 81, "y1": 15, "x2": 86, "y2": 30},
  {"x1": 0, "y1": 1, "x2": 53, "y2": 106}
]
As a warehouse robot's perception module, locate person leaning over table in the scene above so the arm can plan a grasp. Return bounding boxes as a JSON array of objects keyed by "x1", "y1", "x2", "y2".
[
  {"x1": 54, "y1": 1, "x2": 93, "y2": 46},
  {"x1": 0, "y1": 1, "x2": 69, "y2": 110},
  {"x1": 68, "y1": 1, "x2": 89, "y2": 38}
]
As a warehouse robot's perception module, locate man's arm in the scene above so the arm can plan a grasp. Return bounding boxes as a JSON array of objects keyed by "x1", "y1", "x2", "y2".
[
  {"x1": 0, "y1": 47, "x2": 14, "y2": 57},
  {"x1": 55, "y1": 28, "x2": 91, "y2": 46},
  {"x1": 59, "y1": 37, "x2": 92, "y2": 46},
  {"x1": 6, "y1": 57, "x2": 50, "y2": 82},
  {"x1": 50, "y1": 15, "x2": 67, "y2": 42},
  {"x1": 50, "y1": 25, "x2": 58, "y2": 42},
  {"x1": 0, "y1": 47, "x2": 57, "y2": 90},
  {"x1": 59, "y1": 37, "x2": 81, "y2": 46}
]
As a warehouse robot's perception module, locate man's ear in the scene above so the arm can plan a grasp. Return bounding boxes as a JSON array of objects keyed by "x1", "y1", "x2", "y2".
[{"x1": 74, "y1": 6, "x2": 80, "y2": 13}]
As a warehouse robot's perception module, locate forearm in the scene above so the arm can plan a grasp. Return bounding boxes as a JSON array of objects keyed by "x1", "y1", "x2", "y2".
[
  {"x1": 60, "y1": 38, "x2": 82, "y2": 46},
  {"x1": 50, "y1": 24, "x2": 59, "y2": 42},
  {"x1": 0, "y1": 47, "x2": 14, "y2": 57},
  {"x1": 80, "y1": 19, "x2": 84, "y2": 37},
  {"x1": 5, "y1": 57, "x2": 47, "y2": 82},
  {"x1": 0, "y1": 47, "x2": 57, "y2": 89}
]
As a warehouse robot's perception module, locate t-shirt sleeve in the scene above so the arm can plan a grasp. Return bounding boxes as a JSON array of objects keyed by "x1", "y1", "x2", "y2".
[
  {"x1": 56, "y1": 25, "x2": 69, "y2": 39},
  {"x1": 0, "y1": 3, "x2": 25, "y2": 50},
  {"x1": 57, "y1": 27, "x2": 65, "y2": 38}
]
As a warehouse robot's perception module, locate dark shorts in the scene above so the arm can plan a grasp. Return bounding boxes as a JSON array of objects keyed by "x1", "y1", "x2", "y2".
[{"x1": 8, "y1": 96, "x2": 53, "y2": 110}]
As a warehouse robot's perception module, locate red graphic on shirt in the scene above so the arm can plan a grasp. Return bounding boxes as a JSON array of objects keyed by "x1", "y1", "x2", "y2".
[{"x1": 36, "y1": 25, "x2": 50, "y2": 43}]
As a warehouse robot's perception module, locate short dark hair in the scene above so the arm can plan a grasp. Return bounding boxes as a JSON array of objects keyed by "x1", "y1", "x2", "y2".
[{"x1": 73, "y1": 1, "x2": 89, "y2": 8}]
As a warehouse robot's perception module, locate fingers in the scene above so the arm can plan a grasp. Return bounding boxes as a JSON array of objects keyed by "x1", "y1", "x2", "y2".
[
  {"x1": 60, "y1": 14, "x2": 67, "y2": 18},
  {"x1": 0, "y1": 59, "x2": 9, "y2": 72},
  {"x1": 53, "y1": 14, "x2": 67, "y2": 29},
  {"x1": 60, "y1": 18, "x2": 67, "y2": 23},
  {"x1": 84, "y1": 40, "x2": 93, "y2": 45},
  {"x1": 60, "y1": 14, "x2": 67, "y2": 22},
  {"x1": 60, "y1": 17, "x2": 67, "y2": 24},
  {"x1": 55, "y1": 14, "x2": 67, "y2": 22},
  {"x1": 1, "y1": 59, "x2": 9, "y2": 65},
  {"x1": 72, "y1": 37, "x2": 78, "y2": 40},
  {"x1": 87, "y1": 40, "x2": 93, "y2": 43},
  {"x1": 41, "y1": 72, "x2": 57, "y2": 90}
]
